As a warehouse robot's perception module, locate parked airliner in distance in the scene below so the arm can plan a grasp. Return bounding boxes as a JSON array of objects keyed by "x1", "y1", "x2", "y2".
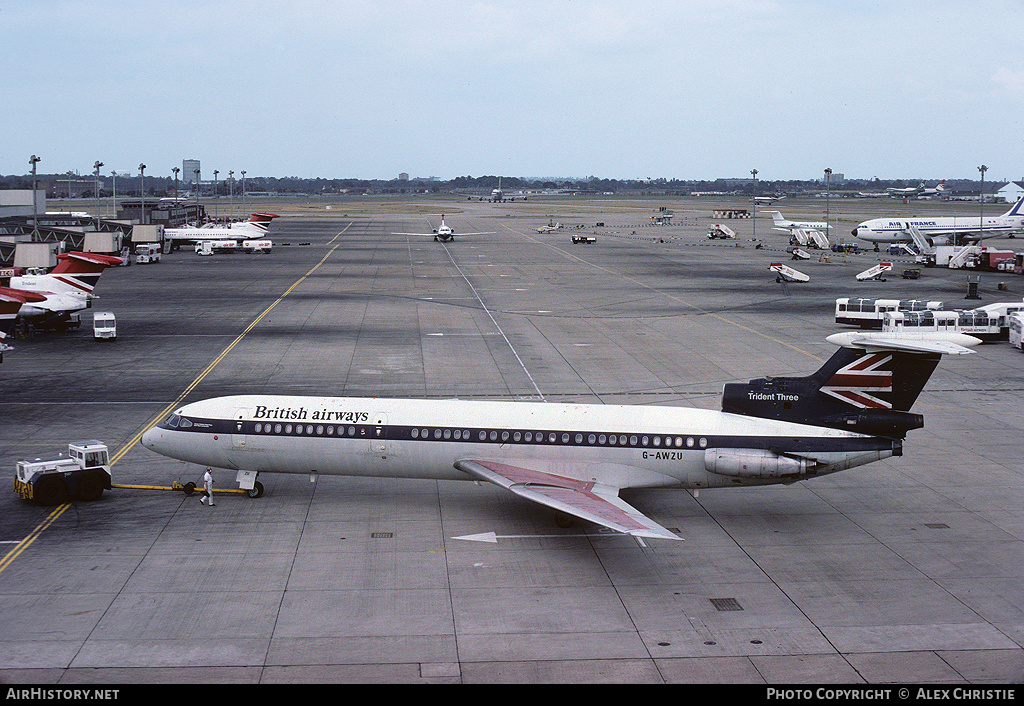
[
  {"x1": 887, "y1": 179, "x2": 946, "y2": 198},
  {"x1": 164, "y1": 213, "x2": 278, "y2": 250},
  {"x1": 141, "y1": 338, "x2": 970, "y2": 541},
  {"x1": 766, "y1": 211, "x2": 832, "y2": 232},
  {"x1": 392, "y1": 215, "x2": 495, "y2": 242},
  {"x1": 852, "y1": 195, "x2": 1024, "y2": 246}
]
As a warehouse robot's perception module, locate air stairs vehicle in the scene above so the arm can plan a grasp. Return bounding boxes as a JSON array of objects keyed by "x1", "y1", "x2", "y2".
[
  {"x1": 769, "y1": 262, "x2": 809, "y2": 282},
  {"x1": 946, "y1": 245, "x2": 981, "y2": 269},
  {"x1": 856, "y1": 262, "x2": 893, "y2": 281},
  {"x1": 707, "y1": 224, "x2": 736, "y2": 239},
  {"x1": 791, "y1": 228, "x2": 830, "y2": 249}
]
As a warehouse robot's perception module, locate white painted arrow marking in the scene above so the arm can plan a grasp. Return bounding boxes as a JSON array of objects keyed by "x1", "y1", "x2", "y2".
[{"x1": 452, "y1": 530, "x2": 620, "y2": 543}]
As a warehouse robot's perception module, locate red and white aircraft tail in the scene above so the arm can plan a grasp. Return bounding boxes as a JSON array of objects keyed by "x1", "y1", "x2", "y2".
[
  {"x1": 244, "y1": 213, "x2": 278, "y2": 233},
  {"x1": 7, "y1": 252, "x2": 123, "y2": 328}
]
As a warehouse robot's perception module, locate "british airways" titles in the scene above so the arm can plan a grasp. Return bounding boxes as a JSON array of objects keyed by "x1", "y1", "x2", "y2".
[{"x1": 253, "y1": 405, "x2": 369, "y2": 423}]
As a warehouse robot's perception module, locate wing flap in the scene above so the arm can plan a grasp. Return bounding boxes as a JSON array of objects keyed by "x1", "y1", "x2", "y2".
[{"x1": 454, "y1": 459, "x2": 680, "y2": 541}]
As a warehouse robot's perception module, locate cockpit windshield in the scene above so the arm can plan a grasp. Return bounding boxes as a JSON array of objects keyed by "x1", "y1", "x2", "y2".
[{"x1": 163, "y1": 414, "x2": 193, "y2": 428}]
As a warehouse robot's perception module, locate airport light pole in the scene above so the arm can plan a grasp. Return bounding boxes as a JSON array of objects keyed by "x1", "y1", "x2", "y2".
[
  {"x1": 29, "y1": 155, "x2": 40, "y2": 240},
  {"x1": 824, "y1": 168, "x2": 832, "y2": 246},
  {"x1": 194, "y1": 169, "x2": 201, "y2": 223},
  {"x1": 28, "y1": 154, "x2": 41, "y2": 238},
  {"x1": 751, "y1": 169, "x2": 758, "y2": 240},
  {"x1": 138, "y1": 163, "x2": 146, "y2": 225},
  {"x1": 241, "y1": 170, "x2": 246, "y2": 216},
  {"x1": 93, "y1": 161, "x2": 104, "y2": 230},
  {"x1": 172, "y1": 167, "x2": 180, "y2": 199},
  {"x1": 229, "y1": 171, "x2": 234, "y2": 220},
  {"x1": 213, "y1": 170, "x2": 219, "y2": 220},
  {"x1": 978, "y1": 164, "x2": 987, "y2": 247}
]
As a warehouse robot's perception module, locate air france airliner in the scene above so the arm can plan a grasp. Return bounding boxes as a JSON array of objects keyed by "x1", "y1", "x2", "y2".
[
  {"x1": 141, "y1": 338, "x2": 971, "y2": 541},
  {"x1": 852, "y1": 195, "x2": 1024, "y2": 246}
]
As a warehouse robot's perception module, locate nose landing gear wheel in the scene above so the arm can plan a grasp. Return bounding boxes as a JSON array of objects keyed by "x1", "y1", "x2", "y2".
[{"x1": 246, "y1": 481, "x2": 264, "y2": 499}]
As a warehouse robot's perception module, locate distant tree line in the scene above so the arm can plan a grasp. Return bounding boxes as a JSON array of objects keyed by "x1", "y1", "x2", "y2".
[{"x1": 0, "y1": 172, "x2": 1001, "y2": 197}]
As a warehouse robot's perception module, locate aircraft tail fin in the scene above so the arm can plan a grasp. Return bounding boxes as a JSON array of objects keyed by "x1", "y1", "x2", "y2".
[
  {"x1": 1001, "y1": 194, "x2": 1024, "y2": 218},
  {"x1": 766, "y1": 211, "x2": 785, "y2": 224},
  {"x1": 721, "y1": 340, "x2": 964, "y2": 437},
  {"x1": 246, "y1": 213, "x2": 278, "y2": 232},
  {"x1": 50, "y1": 252, "x2": 124, "y2": 275},
  {"x1": 46, "y1": 252, "x2": 122, "y2": 294}
]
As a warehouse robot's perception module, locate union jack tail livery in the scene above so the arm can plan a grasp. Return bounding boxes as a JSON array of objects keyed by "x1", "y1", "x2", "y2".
[
  {"x1": 246, "y1": 213, "x2": 278, "y2": 232},
  {"x1": 46, "y1": 252, "x2": 124, "y2": 295},
  {"x1": 721, "y1": 344, "x2": 946, "y2": 438}
]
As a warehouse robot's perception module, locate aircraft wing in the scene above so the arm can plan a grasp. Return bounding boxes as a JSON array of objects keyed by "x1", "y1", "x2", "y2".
[{"x1": 454, "y1": 459, "x2": 681, "y2": 541}]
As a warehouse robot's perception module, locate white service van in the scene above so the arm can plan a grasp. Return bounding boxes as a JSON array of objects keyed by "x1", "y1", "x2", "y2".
[
  {"x1": 93, "y1": 311, "x2": 117, "y2": 340},
  {"x1": 135, "y1": 243, "x2": 161, "y2": 264}
]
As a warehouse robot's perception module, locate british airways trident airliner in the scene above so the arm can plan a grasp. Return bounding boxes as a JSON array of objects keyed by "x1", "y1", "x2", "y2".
[{"x1": 141, "y1": 337, "x2": 972, "y2": 541}]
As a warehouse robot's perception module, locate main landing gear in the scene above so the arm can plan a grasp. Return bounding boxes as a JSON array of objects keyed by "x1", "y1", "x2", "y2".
[{"x1": 177, "y1": 471, "x2": 264, "y2": 499}]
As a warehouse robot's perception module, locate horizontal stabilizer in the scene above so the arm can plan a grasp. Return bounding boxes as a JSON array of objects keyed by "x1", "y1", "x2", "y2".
[
  {"x1": 454, "y1": 459, "x2": 681, "y2": 541},
  {"x1": 826, "y1": 332, "x2": 979, "y2": 355}
]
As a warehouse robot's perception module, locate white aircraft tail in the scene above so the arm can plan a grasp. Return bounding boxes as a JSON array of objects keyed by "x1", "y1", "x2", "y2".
[
  {"x1": 1001, "y1": 194, "x2": 1024, "y2": 218},
  {"x1": 766, "y1": 211, "x2": 786, "y2": 225}
]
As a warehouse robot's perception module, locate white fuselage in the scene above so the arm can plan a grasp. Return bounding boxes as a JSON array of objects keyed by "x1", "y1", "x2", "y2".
[
  {"x1": 853, "y1": 197, "x2": 1024, "y2": 244},
  {"x1": 8, "y1": 273, "x2": 90, "y2": 317},
  {"x1": 853, "y1": 216, "x2": 1016, "y2": 244},
  {"x1": 767, "y1": 212, "x2": 831, "y2": 231},
  {"x1": 141, "y1": 395, "x2": 897, "y2": 492},
  {"x1": 166, "y1": 221, "x2": 267, "y2": 243}
]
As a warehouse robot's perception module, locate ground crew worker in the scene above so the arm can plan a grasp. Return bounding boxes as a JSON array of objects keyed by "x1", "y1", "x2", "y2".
[{"x1": 199, "y1": 467, "x2": 215, "y2": 506}]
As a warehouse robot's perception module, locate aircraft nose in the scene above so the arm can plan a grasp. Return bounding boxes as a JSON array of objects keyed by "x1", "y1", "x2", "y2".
[
  {"x1": 141, "y1": 426, "x2": 160, "y2": 450},
  {"x1": 851, "y1": 227, "x2": 859, "y2": 236}
]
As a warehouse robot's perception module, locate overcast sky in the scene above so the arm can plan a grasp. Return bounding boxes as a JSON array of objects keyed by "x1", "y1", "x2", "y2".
[{"x1": 4, "y1": 0, "x2": 1023, "y2": 183}]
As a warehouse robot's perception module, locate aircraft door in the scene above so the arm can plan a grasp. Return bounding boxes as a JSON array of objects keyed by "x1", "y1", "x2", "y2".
[
  {"x1": 370, "y1": 413, "x2": 388, "y2": 455},
  {"x1": 233, "y1": 409, "x2": 248, "y2": 449}
]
